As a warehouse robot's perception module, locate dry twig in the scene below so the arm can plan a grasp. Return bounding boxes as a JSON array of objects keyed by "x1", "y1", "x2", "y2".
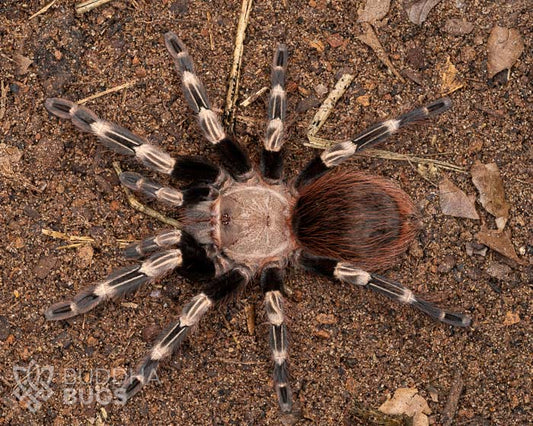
[
  {"x1": 29, "y1": 0, "x2": 57, "y2": 20},
  {"x1": 75, "y1": 0, "x2": 113, "y2": 15},
  {"x1": 240, "y1": 86, "x2": 268, "y2": 108},
  {"x1": 0, "y1": 80, "x2": 7, "y2": 120},
  {"x1": 77, "y1": 81, "x2": 136, "y2": 104},
  {"x1": 206, "y1": 11, "x2": 215, "y2": 51},
  {"x1": 42, "y1": 228, "x2": 131, "y2": 249},
  {"x1": 442, "y1": 370, "x2": 465, "y2": 426},
  {"x1": 357, "y1": 23, "x2": 404, "y2": 82},
  {"x1": 223, "y1": 0, "x2": 253, "y2": 132},
  {"x1": 307, "y1": 73, "x2": 354, "y2": 139}
]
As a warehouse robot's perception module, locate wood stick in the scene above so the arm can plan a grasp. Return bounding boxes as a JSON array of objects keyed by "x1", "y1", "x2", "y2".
[
  {"x1": 77, "y1": 81, "x2": 136, "y2": 104},
  {"x1": 442, "y1": 370, "x2": 465, "y2": 426},
  {"x1": 76, "y1": 0, "x2": 113, "y2": 15},
  {"x1": 223, "y1": 0, "x2": 253, "y2": 133}
]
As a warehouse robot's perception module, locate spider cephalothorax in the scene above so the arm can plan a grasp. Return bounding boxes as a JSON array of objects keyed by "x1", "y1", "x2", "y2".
[{"x1": 44, "y1": 32, "x2": 471, "y2": 413}]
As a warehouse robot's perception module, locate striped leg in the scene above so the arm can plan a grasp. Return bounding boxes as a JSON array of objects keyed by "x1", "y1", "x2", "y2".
[
  {"x1": 124, "y1": 230, "x2": 216, "y2": 282},
  {"x1": 45, "y1": 249, "x2": 182, "y2": 320},
  {"x1": 119, "y1": 172, "x2": 218, "y2": 207},
  {"x1": 118, "y1": 267, "x2": 249, "y2": 403},
  {"x1": 295, "y1": 98, "x2": 452, "y2": 189},
  {"x1": 261, "y1": 265, "x2": 292, "y2": 412},
  {"x1": 124, "y1": 230, "x2": 182, "y2": 259},
  {"x1": 45, "y1": 99, "x2": 224, "y2": 184},
  {"x1": 261, "y1": 45, "x2": 288, "y2": 182},
  {"x1": 164, "y1": 32, "x2": 252, "y2": 179},
  {"x1": 299, "y1": 252, "x2": 471, "y2": 327},
  {"x1": 120, "y1": 172, "x2": 184, "y2": 206},
  {"x1": 45, "y1": 98, "x2": 176, "y2": 174},
  {"x1": 118, "y1": 292, "x2": 213, "y2": 403}
]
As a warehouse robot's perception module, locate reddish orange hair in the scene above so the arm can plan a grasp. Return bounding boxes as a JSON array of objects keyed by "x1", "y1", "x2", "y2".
[{"x1": 292, "y1": 170, "x2": 419, "y2": 271}]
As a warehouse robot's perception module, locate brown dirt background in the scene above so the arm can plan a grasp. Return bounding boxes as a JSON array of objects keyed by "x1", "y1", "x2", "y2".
[{"x1": 1, "y1": 1, "x2": 531, "y2": 425}]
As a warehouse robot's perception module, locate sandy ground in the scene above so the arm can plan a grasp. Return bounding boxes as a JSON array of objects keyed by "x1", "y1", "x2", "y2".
[{"x1": 0, "y1": 0, "x2": 531, "y2": 424}]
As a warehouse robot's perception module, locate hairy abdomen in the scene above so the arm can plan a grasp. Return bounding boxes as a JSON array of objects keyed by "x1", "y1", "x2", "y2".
[{"x1": 293, "y1": 170, "x2": 419, "y2": 271}]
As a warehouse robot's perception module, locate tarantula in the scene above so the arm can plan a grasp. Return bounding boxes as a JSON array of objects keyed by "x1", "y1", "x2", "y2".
[{"x1": 44, "y1": 32, "x2": 471, "y2": 413}]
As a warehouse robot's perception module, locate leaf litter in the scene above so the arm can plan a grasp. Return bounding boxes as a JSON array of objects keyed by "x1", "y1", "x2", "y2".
[
  {"x1": 404, "y1": 0, "x2": 442, "y2": 25},
  {"x1": 439, "y1": 175, "x2": 479, "y2": 220},
  {"x1": 487, "y1": 26, "x2": 524, "y2": 80},
  {"x1": 440, "y1": 56, "x2": 464, "y2": 95},
  {"x1": 471, "y1": 161, "x2": 510, "y2": 230},
  {"x1": 357, "y1": 0, "x2": 391, "y2": 24},
  {"x1": 379, "y1": 387, "x2": 431, "y2": 426},
  {"x1": 476, "y1": 226, "x2": 524, "y2": 265}
]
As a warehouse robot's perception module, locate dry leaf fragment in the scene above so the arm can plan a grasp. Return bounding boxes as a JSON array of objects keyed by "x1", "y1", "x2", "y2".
[
  {"x1": 487, "y1": 26, "x2": 524, "y2": 79},
  {"x1": 471, "y1": 161, "x2": 510, "y2": 230},
  {"x1": 326, "y1": 33, "x2": 345, "y2": 48},
  {"x1": 405, "y1": 0, "x2": 442, "y2": 25},
  {"x1": 440, "y1": 56, "x2": 464, "y2": 95},
  {"x1": 379, "y1": 388, "x2": 431, "y2": 426},
  {"x1": 14, "y1": 53, "x2": 33, "y2": 75},
  {"x1": 308, "y1": 39, "x2": 325, "y2": 53},
  {"x1": 443, "y1": 18, "x2": 474, "y2": 36},
  {"x1": 357, "y1": 23, "x2": 404, "y2": 82},
  {"x1": 358, "y1": 0, "x2": 391, "y2": 24},
  {"x1": 0, "y1": 143, "x2": 23, "y2": 177},
  {"x1": 356, "y1": 94, "x2": 371, "y2": 106},
  {"x1": 476, "y1": 227, "x2": 523, "y2": 264},
  {"x1": 503, "y1": 311, "x2": 520, "y2": 326},
  {"x1": 76, "y1": 244, "x2": 94, "y2": 269},
  {"x1": 439, "y1": 176, "x2": 479, "y2": 220},
  {"x1": 316, "y1": 313, "x2": 337, "y2": 324}
]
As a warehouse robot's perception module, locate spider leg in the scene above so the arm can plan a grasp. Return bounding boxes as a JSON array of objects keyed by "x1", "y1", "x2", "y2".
[
  {"x1": 45, "y1": 99, "x2": 223, "y2": 183},
  {"x1": 45, "y1": 250, "x2": 181, "y2": 320},
  {"x1": 45, "y1": 233, "x2": 216, "y2": 320},
  {"x1": 261, "y1": 45, "x2": 288, "y2": 182},
  {"x1": 295, "y1": 98, "x2": 452, "y2": 189},
  {"x1": 45, "y1": 98, "x2": 175, "y2": 174},
  {"x1": 118, "y1": 267, "x2": 250, "y2": 403},
  {"x1": 119, "y1": 172, "x2": 184, "y2": 206},
  {"x1": 261, "y1": 265, "x2": 292, "y2": 413},
  {"x1": 164, "y1": 32, "x2": 252, "y2": 180},
  {"x1": 119, "y1": 171, "x2": 218, "y2": 207},
  {"x1": 299, "y1": 252, "x2": 471, "y2": 327},
  {"x1": 125, "y1": 231, "x2": 216, "y2": 282},
  {"x1": 124, "y1": 229, "x2": 182, "y2": 259}
]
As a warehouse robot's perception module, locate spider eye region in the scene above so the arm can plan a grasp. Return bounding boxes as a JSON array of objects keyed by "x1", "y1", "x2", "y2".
[{"x1": 215, "y1": 182, "x2": 293, "y2": 266}]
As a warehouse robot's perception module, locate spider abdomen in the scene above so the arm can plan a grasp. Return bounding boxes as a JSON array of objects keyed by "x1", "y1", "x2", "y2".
[{"x1": 293, "y1": 170, "x2": 419, "y2": 271}]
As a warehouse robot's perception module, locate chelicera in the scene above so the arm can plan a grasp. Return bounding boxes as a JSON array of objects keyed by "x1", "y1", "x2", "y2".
[{"x1": 44, "y1": 32, "x2": 471, "y2": 413}]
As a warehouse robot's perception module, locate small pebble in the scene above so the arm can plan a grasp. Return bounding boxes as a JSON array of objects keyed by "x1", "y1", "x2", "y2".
[
  {"x1": 314, "y1": 83, "x2": 328, "y2": 98},
  {"x1": 437, "y1": 254, "x2": 456, "y2": 273},
  {"x1": 314, "y1": 329, "x2": 331, "y2": 339},
  {"x1": 316, "y1": 313, "x2": 337, "y2": 325},
  {"x1": 33, "y1": 255, "x2": 57, "y2": 279},
  {"x1": 0, "y1": 316, "x2": 11, "y2": 340},
  {"x1": 486, "y1": 261, "x2": 511, "y2": 281}
]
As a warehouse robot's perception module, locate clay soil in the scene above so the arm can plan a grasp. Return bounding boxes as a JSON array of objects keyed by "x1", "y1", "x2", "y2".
[{"x1": 0, "y1": 1, "x2": 531, "y2": 425}]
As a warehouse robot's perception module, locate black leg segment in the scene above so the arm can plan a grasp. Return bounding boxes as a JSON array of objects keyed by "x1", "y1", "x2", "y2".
[
  {"x1": 217, "y1": 137, "x2": 253, "y2": 180},
  {"x1": 260, "y1": 148, "x2": 284, "y2": 182}
]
